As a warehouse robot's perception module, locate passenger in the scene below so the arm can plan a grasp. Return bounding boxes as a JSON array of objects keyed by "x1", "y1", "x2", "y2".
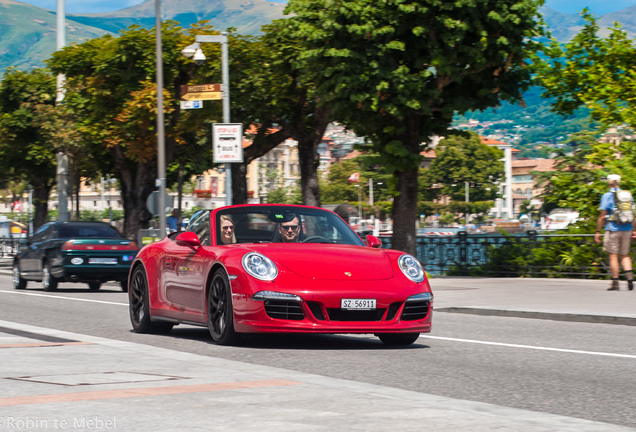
[
  {"x1": 279, "y1": 215, "x2": 301, "y2": 243},
  {"x1": 219, "y1": 215, "x2": 236, "y2": 244}
]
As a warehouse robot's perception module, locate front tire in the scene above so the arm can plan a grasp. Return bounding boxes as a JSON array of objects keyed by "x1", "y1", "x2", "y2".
[
  {"x1": 88, "y1": 281, "x2": 101, "y2": 291},
  {"x1": 13, "y1": 262, "x2": 26, "y2": 290},
  {"x1": 129, "y1": 266, "x2": 173, "y2": 334},
  {"x1": 207, "y1": 269, "x2": 239, "y2": 345},
  {"x1": 120, "y1": 279, "x2": 128, "y2": 292},
  {"x1": 378, "y1": 333, "x2": 420, "y2": 346},
  {"x1": 42, "y1": 262, "x2": 58, "y2": 291}
]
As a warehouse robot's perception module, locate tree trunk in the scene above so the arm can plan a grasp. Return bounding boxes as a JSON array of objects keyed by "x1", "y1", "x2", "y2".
[
  {"x1": 390, "y1": 115, "x2": 422, "y2": 256},
  {"x1": 233, "y1": 126, "x2": 294, "y2": 205},
  {"x1": 31, "y1": 181, "x2": 52, "y2": 231},
  {"x1": 290, "y1": 105, "x2": 330, "y2": 207},
  {"x1": 111, "y1": 146, "x2": 155, "y2": 240},
  {"x1": 391, "y1": 167, "x2": 419, "y2": 255},
  {"x1": 297, "y1": 135, "x2": 322, "y2": 207},
  {"x1": 232, "y1": 162, "x2": 248, "y2": 205}
]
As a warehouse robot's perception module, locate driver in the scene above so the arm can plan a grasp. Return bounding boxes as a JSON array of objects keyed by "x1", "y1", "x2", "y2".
[{"x1": 279, "y1": 215, "x2": 301, "y2": 243}]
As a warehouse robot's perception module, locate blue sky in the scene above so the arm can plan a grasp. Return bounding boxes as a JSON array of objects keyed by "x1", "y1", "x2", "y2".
[{"x1": 16, "y1": 0, "x2": 636, "y2": 15}]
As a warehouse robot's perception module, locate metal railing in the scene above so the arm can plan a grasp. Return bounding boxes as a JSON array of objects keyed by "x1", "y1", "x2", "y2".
[
  {"x1": 381, "y1": 231, "x2": 612, "y2": 278},
  {"x1": 0, "y1": 238, "x2": 22, "y2": 258}
]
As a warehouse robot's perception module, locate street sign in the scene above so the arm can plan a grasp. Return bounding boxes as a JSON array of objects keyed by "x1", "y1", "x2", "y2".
[
  {"x1": 213, "y1": 123, "x2": 244, "y2": 163},
  {"x1": 180, "y1": 100, "x2": 202, "y2": 109},
  {"x1": 146, "y1": 191, "x2": 174, "y2": 216},
  {"x1": 180, "y1": 84, "x2": 221, "y2": 101}
]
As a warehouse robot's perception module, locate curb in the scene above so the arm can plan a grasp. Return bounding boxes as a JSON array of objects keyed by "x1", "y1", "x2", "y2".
[{"x1": 435, "y1": 307, "x2": 636, "y2": 326}]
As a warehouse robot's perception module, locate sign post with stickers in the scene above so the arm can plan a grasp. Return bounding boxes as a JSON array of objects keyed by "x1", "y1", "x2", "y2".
[{"x1": 212, "y1": 123, "x2": 244, "y2": 163}]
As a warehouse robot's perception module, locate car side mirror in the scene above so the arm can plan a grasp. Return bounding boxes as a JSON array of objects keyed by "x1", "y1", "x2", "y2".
[
  {"x1": 175, "y1": 232, "x2": 202, "y2": 250},
  {"x1": 366, "y1": 235, "x2": 382, "y2": 248}
]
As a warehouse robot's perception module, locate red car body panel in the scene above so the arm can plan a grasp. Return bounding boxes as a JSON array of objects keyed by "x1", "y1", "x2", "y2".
[{"x1": 132, "y1": 204, "x2": 433, "y2": 337}]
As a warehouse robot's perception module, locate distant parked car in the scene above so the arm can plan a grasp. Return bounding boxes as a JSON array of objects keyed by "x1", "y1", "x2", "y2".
[
  {"x1": 541, "y1": 208, "x2": 580, "y2": 231},
  {"x1": 13, "y1": 221, "x2": 138, "y2": 292}
]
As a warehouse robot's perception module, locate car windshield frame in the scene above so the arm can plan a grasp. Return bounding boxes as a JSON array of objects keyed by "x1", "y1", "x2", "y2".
[{"x1": 214, "y1": 206, "x2": 365, "y2": 246}]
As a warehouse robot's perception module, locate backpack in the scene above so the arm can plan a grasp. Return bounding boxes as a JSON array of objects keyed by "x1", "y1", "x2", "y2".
[{"x1": 610, "y1": 190, "x2": 635, "y2": 224}]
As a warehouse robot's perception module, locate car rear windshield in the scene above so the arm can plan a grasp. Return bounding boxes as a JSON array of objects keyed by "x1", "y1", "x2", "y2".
[{"x1": 58, "y1": 224, "x2": 123, "y2": 238}]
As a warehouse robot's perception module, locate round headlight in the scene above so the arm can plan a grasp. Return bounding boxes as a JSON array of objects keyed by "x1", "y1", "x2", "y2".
[
  {"x1": 242, "y1": 252, "x2": 278, "y2": 281},
  {"x1": 398, "y1": 254, "x2": 425, "y2": 283}
]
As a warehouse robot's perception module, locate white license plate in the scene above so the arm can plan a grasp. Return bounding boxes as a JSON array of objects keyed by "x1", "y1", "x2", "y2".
[
  {"x1": 341, "y1": 299, "x2": 376, "y2": 310},
  {"x1": 88, "y1": 258, "x2": 118, "y2": 265}
]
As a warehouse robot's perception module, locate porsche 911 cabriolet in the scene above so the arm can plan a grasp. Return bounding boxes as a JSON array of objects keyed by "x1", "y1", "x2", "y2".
[{"x1": 128, "y1": 204, "x2": 433, "y2": 345}]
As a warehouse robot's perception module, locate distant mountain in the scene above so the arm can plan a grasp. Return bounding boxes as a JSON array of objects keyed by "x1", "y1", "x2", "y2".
[
  {"x1": 0, "y1": 0, "x2": 286, "y2": 72},
  {"x1": 69, "y1": 0, "x2": 286, "y2": 36},
  {"x1": 541, "y1": 5, "x2": 636, "y2": 41},
  {"x1": 0, "y1": 0, "x2": 111, "y2": 72}
]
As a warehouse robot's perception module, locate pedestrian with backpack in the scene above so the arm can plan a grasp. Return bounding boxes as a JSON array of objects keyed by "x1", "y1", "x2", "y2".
[{"x1": 594, "y1": 174, "x2": 636, "y2": 291}]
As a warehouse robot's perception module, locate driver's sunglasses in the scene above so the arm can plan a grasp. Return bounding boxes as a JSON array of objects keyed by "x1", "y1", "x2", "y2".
[
  {"x1": 281, "y1": 225, "x2": 299, "y2": 231},
  {"x1": 222, "y1": 226, "x2": 234, "y2": 231}
]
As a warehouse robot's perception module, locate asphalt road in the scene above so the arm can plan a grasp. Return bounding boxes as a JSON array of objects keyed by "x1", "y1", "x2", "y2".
[{"x1": 1, "y1": 275, "x2": 635, "y2": 428}]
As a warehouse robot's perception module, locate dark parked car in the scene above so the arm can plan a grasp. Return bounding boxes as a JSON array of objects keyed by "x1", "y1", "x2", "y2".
[{"x1": 13, "y1": 221, "x2": 138, "y2": 292}]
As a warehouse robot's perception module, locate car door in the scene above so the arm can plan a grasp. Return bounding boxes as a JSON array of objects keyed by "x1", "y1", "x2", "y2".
[
  {"x1": 163, "y1": 211, "x2": 210, "y2": 315},
  {"x1": 18, "y1": 223, "x2": 52, "y2": 279}
]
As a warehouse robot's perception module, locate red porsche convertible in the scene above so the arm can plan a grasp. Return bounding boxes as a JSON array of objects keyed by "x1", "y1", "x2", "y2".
[{"x1": 128, "y1": 204, "x2": 433, "y2": 345}]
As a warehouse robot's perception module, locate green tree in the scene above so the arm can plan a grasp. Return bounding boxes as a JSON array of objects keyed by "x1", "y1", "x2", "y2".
[
  {"x1": 285, "y1": 0, "x2": 545, "y2": 254},
  {"x1": 424, "y1": 131, "x2": 503, "y2": 202},
  {"x1": 533, "y1": 131, "x2": 636, "y2": 226},
  {"x1": 320, "y1": 160, "x2": 363, "y2": 203},
  {"x1": 0, "y1": 68, "x2": 58, "y2": 228},
  {"x1": 537, "y1": 11, "x2": 636, "y2": 130},
  {"x1": 231, "y1": 20, "x2": 333, "y2": 207}
]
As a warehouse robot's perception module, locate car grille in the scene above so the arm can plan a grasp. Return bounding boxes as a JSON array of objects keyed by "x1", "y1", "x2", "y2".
[
  {"x1": 325, "y1": 308, "x2": 386, "y2": 321},
  {"x1": 264, "y1": 300, "x2": 304, "y2": 320},
  {"x1": 306, "y1": 301, "x2": 326, "y2": 321},
  {"x1": 401, "y1": 300, "x2": 430, "y2": 321}
]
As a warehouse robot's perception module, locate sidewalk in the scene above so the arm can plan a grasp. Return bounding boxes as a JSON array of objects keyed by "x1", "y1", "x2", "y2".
[{"x1": 432, "y1": 276, "x2": 636, "y2": 326}]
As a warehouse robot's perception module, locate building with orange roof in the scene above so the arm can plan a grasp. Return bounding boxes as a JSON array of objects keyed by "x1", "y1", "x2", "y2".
[{"x1": 511, "y1": 158, "x2": 557, "y2": 216}]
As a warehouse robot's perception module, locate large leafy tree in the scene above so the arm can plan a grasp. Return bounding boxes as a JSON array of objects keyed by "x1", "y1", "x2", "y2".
[
  {"x1": 424, "y1": 131, "x2": 503, "y2": 202},
  {"x1": 535, "y1": 12, "x2": 636, "y2": 224},
  {"x1": 285, "y1": 0, "x2": 545, "y2": 254},
  {"x1": 537, "y1": 11, "x2": 636, "y2": 130},
  {"x1": 48, "y1": 22, "x2": 268, "y2": 237},
  {"x1": 0, "y1": 68, "x2": 58, "y2": 228},
  {"x1": 230, "y1": 20, "x2": 332, "y2": 207}
]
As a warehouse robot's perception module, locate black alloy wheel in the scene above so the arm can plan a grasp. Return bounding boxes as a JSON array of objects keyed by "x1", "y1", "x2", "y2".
[
  {"x1": 13, "y1": 262, "x2": 26, "y2": 290},
  {"x1": 207, "y1": 269, "x2": 239, "y2": 345},
  {"x1": 128, "y1": 266, "x2": 173, "y2": 334},
  {"x1": 42, "y1": 262, "x2": 58, "y2": 291}
]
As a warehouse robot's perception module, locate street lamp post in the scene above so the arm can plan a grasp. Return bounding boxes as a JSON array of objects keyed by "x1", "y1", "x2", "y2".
[
  {"x1": 155, "y1": 0, "x2": 167, "y2": 237},
  {"x1": 182, "y1": 34, "x2": 232, "y2": 206}
]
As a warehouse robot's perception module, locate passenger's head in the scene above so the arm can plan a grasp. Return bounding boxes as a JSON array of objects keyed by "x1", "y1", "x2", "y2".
[
  {"x1": 219, "y1": 215, "x2": 236, "y2": 244},
  {"x1": 279, "y1": 215, "x2": 300, "y2": 242}
]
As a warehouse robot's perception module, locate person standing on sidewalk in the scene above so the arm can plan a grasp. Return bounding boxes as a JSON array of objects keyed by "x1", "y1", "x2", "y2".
[{"x1": 594, "y1": 174, "x2": 636, "y2": 291}]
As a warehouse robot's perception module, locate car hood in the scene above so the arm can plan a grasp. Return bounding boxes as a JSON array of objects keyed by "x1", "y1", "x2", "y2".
[{"x1": 247, "y1": 244, "x2": 394, "y2": 281}]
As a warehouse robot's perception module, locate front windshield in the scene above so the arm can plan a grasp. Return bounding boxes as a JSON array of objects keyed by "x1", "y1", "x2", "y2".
[{"x1": 215, "y1": 206, "x2": 364, "y2": 246}]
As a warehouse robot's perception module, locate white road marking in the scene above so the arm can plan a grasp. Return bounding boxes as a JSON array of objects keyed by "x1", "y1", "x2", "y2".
[
  {"x1": 0, "y1": 289, "x2": 128, "y2": 306},
  {"x1": 2, "y1": 288, "x2": 635, "y2": 360},
  {"x1": 420, "y1": 335, "x2": 636, "y2": 359}
]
